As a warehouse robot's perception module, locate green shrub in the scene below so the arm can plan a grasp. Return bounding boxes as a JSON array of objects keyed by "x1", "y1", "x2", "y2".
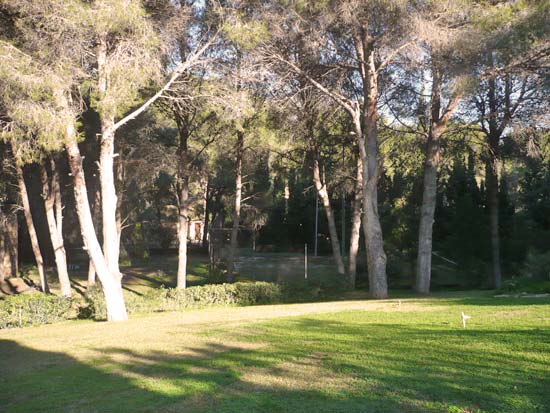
[
  {"x1": 522, "y1": 249, "x2": 550, "y2": 280},
  {"x1": 160, "y1": 282, "x2": 282, "y2": 311},
  {"x1": 82, "y1": 282, "x2": 282, "y2": 320},
  {"x1": 80, "y1": 285, "x2": 159, "y2": 320},
  {"x1": 0, "y1": 294, "x2": 74, "y2": 329}
]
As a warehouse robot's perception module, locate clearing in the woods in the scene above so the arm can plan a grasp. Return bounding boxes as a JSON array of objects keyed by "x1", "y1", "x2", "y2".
[{"x1": 1, "y1": 293, "x2": 549, "y2": 413}]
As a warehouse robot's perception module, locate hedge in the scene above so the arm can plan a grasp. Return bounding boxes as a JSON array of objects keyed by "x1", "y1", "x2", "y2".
[
  {"x1": 0, "y1": 294, "x2": 75, "y2": 329},
  {"x1": 81, "y1": 281, "x2": 283, "y2": 321}
]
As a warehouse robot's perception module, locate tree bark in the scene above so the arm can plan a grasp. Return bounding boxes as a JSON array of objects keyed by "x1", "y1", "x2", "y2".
[
  {"x1": 65, "y1": 129, "x2": 127, "y2": 321},
  {"x1": 228, "y1": 131, "x2": 244, "y2": 280},
  {"x1": 40, "y1": 161, "x2": 71, "y2": 297},
  {"x1": 348, "y1": 154, "x2": 363, "y2": 287},
  {"x1": 312, "y1": 146, "x2": 346, "y2": 276},
  {"x1": 357, "y1": 44, "x2": 388, "y2": 299},
  {"x1": 14, "y1": 161, "x2": 48, "y2": 293}
]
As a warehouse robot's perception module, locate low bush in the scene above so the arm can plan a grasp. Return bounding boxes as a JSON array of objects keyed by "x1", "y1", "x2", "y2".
[
  {"x1": 499, "y1": 276, "x2": 550, "y2": 294},
  {"x1": 0, "y1": 294, "x2": 75, "y2": 329}
]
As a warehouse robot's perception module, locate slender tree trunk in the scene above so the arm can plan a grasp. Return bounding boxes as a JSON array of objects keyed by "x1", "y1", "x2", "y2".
[
  {"x1": 176, "y1": 123, "x2": 190, "y2": 289},
  {"x1": 487, "y1": 143, "x2": 502, "y2": 289},
  {"x1": 65, "y1": 130, "x2": 127, "y2": 321},
  {"x1": 228, "y1": 131, "x2": 244, "y2": 279},
  {"x1": 176, "y1": 186, "x2": 189, "y2": 289},
  {"x1": 202, "y1": 189, "x2": 210, "y2": 249},
  {"x1": 348, "y1": 155, "x2": 363, "y2": 287},
  {"x1": 14, "y1": 161, "x2": 48, "y2": 293},
  {"x1": 0, "y1": 209, "x2": 7, "y2": 282},
  {"x1": 312, "y1": 146, "x2": 345, "y2": 275},
  {"x1": 87, "y1": 186, "x2": 101, "y2": 288},
  {"x1": 40, "y1": 162, "x2": 71, "y2": 297}
]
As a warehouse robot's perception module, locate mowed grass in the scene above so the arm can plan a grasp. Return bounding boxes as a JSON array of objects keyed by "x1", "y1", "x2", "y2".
[{"x1": 0, "y1": 294, "x2": 549, "y2": 412}]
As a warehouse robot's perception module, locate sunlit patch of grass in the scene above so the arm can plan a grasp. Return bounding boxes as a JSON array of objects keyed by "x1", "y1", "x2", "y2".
[{"x1": 0, "y1": 295, "x2": 548, "y2": 412}]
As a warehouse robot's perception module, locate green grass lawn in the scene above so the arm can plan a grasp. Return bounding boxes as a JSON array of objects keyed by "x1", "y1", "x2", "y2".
[{"x1": 1, "y1": 294, "x2": 549, "y2": 412}]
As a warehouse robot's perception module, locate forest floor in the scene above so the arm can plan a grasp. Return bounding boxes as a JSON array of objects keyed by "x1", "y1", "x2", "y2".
[{"x1": 1, "y1": 293, "x2": 549, "y2": 412}]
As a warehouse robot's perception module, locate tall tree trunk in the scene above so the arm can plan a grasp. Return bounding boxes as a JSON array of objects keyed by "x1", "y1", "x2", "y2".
[
  {"x1": 357, "y1": 46, "x2": 388, "y2": 299},
  {"x1": 40, "y1": 161, "x2": 71, "y2": 297},
  {"x1": 486, "y1": 72, "x2": 503, "y2": 289},
  {"x1": 487, "y1": 142, "x2": 502, "y2": 289},
  {"x1": 416, "y1": 65, "x2": 443, "y2": 294},
  {"x1": 65, "y1": 130, "x2": 127, "y2": 321},
  {"x1": 176, "y1": 123, "x2": 190, "y2": 289},
  {"x1": 87, "y1": 186, "x2": 101, "y2": 288},
  {"x1": 228, "y1": 131, "x2": 244, "y2": 280},
  {"x1": 416, "y1": 128, "x2": 442, "y2": 293},
  {"x1": 14, "y1": 161, "x2": 48, "y2": 293},
  {"x1": 97, "y1": 33, "x2": 121, "y2": 278},
  {"x1": 348, "y1": 154, "x2": 363, "y2": 287},
  {"x1": 312, "y1": 146, "x2": 345, "y2": 276}
]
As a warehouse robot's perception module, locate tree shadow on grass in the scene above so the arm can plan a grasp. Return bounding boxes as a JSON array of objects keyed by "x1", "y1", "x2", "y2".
[{"x1": 0, "y1": 317, "x2": 548, "y2": 412}]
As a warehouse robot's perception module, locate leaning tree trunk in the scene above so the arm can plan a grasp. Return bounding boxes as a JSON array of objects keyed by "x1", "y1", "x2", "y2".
[
  {"x1": 0, "y1": 206, "x2": 18, "y2": 279},
  {"x1": 486, "y1": 145, "x2": 502, "y2": 289},
  {"x1": 228, "y1": 131, "x2": 244, "y2": 280},
  {"x1": 40, "y1": 161, "x2": 71, "y2": 297},
  {"x1": 65, "y1": 130, "x2": 127, "y2": 321},
  {"x1": 312, "y1": 147, "x2": 345, "y2": 276},
  {"x1": 14, "y1": 161, "x2": 48, "y2": 293},
  {"x1": 348, "y1": 155, "x2": 363, "y2": 288}
]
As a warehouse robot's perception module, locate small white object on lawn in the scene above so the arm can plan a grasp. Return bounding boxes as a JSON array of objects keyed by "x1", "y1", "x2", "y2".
[{"x1": 461, "y1": 312, "x2": 471, "y2": 329}]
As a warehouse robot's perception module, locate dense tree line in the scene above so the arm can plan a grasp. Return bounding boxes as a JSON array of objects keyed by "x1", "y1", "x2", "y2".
[{"x1": 0, "y1": 0, "x2": 548, "y2": 321}]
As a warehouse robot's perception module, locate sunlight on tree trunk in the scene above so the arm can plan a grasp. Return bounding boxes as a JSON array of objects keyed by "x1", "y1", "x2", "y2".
[{"x1": 65, "y1": 129, "x2": 127, "y2": 321}]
